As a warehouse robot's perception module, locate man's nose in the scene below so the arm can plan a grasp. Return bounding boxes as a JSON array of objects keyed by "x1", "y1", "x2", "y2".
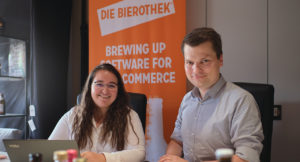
[{"x1": 192, "y1": 63, "x2": 203, "y2": 72}]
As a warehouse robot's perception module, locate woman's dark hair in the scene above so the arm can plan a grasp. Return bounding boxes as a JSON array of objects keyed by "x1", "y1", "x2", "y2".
[
  {"x1": 72, "y1": 63, "x2": 134, "y2": 150},
  {"x1": 181, "y1": 27, "x2": 223, "y2": 59}
]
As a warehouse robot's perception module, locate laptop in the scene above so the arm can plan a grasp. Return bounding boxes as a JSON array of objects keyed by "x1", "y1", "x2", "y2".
[{"x1": 3, "y1": 139, "x2": 79, "y2": 162}]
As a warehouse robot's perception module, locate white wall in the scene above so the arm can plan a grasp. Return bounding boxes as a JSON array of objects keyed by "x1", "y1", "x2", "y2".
[
  {"x1": 186, "y1": 0, "x2": 300, "y2": 161},
  {"x1": 269, "y1": 0, "x2": 300, "y2": 161}
]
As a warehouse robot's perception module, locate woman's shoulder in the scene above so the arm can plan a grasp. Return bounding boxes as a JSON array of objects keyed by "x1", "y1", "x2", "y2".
[
  {"x1": 128, "y1": 108, "x2": 138, "y2": 117},
  {"x1": 127, "y1": 108, "x2": 142, "y2": 122},
  {"x1": 61, "y1": 106, "x2": 78, "y2": 121}
]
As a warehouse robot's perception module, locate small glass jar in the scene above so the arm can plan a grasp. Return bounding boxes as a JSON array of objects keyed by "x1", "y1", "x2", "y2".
[
  {"x1": 28, "y1": 152, "x2": 42, "y2": 162},
  {"x1": 215, "y1": 148, "x2": 234, "y2": 162},
  {"x1": 53, "y1": 150, "x2": 68, "y2": 162}
]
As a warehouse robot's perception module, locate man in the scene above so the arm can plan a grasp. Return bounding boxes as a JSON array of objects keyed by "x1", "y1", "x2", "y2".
[{"x1": 159, "y1": 27, "x2": 263, "y2": 162}]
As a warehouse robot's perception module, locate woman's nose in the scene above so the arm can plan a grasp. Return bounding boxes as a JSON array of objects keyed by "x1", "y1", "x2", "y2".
[{"x1": 101, "y1": 86, "x2": 109, "y2": 94}]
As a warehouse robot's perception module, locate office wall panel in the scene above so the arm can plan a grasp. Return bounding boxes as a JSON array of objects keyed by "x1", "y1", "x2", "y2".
[
  {"x1": 268, "y1": 0, "x2": 300, "y2": 161},
  {"x1": 186, "y1": 0, "x2": 206, "y2": 33},
  {"x1": 206, "y1": 0, "x2": 268, "y2": 83}
]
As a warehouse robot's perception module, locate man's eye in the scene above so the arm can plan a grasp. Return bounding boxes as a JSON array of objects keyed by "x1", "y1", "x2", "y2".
[
  {"x1": 186, "y1": 61, "x2": 193, "y2": 65},
  {"x1": 201, "y1": 59, "x2": 210, "y2": 64}
]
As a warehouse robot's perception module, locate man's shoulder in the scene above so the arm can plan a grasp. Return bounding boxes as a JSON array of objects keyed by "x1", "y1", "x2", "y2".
[
  {"x1": 223, "y1": 82, "x2": 254, "y2": 99},
  {"x1": 182, "y1": 90, "x2": 195, "y2": 101}
]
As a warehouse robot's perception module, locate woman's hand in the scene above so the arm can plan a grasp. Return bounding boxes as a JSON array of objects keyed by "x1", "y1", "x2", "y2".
[
  {"x1": 159, "y1": 154, "x2": 188, "y2": 162},
  {"x1": 0, "y1": 155, "x2": 7, "y2": 159},
  {"x1": 81, "y1": 151, "x2": 106, "y2": 162}
]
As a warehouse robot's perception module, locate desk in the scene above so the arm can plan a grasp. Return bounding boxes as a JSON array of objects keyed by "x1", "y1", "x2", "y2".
[{"x1": 0, "y1": 152, "x2": 10, "y2": 162}]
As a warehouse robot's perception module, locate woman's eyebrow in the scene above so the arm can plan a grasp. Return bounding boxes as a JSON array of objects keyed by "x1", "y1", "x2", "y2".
[
  {"x1": 93, "y1": 80, "x2": 117, "y2": 85},
  {"x1": 109, "y1": 81, "x2": 118, "y2": 85},
  {"x1": 93, "y1": 80, "x2": 103, "y2": 83}
]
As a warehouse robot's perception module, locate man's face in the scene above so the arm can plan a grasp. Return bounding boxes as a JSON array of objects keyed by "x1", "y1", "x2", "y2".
[{"x1": 184, "y1": 41, "x2": 223, "y2": 93}]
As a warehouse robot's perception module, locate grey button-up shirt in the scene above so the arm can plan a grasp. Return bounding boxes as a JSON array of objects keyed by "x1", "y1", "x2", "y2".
[{"x1": 171, "y1": 75, "x2": 264, "y2": 162}]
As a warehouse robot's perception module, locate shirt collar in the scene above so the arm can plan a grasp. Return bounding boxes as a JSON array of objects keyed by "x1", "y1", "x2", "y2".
[{"x1": 191, "y1": 74, "x2": 226, "y2": 100}]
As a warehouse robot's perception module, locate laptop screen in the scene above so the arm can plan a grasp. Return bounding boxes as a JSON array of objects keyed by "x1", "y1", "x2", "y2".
[{"x1": 3, "y1": 139, "x2": 78, "y2": 162}]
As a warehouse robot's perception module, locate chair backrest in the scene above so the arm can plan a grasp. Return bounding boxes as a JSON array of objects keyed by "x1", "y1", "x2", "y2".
[
  {"x1": 127, "y1": 92, "x2": 147, "y2": 132},
  {"x1": 234, "y1": 82, "x2": 274, "y2": 162},
  {"x1": 76, "y1": 92, "x2": 147, "y2": 132}
]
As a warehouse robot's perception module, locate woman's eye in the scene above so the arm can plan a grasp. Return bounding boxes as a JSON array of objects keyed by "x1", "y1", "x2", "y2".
[
  {"x1": 96, "y1": 83, "x2": 104, "y2": 87},
  {"x1": 108, "y1": 84, "x2": 117, "y2": 89}
]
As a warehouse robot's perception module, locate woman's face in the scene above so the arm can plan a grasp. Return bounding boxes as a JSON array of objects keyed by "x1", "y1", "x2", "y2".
[{"x1": 91, "y1": 70, "x2": 118, "y2": 112}]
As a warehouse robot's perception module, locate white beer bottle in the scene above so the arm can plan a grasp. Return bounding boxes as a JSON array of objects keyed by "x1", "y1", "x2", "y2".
[{"x1": 145, "y1": 98, "x2": 167, "y2": 162}]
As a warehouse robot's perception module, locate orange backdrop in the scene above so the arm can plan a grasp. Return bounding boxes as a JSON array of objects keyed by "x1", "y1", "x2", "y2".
[{"x1": 89, "y1": 0, "x2": 186, "y2": 147}]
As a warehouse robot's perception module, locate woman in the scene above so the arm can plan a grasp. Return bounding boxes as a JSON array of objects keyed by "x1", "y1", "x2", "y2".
[{"x1": 49, "y1": 63, "x2": 145, "y2": 162}]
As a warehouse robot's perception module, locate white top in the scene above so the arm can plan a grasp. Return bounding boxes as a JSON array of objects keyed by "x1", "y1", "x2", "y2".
[{"x1": 48, "y1": 108, "x2": 145, "y2": 162}]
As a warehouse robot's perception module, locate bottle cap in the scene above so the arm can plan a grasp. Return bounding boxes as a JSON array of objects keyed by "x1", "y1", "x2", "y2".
[
  {"x1": 215, "y1": 148, "x2": 234, "y2": 159},
  {"x1": 53, "y1": 150, "x2": 68, "y2": 160},
  {"x1": 67, "y1": 149, "x2": 78, "y2": 161}
]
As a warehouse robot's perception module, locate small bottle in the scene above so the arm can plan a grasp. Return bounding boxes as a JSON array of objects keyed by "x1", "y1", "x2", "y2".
[
  {"x1": 73, "y1": 158, "x2": 87, "y2": 162},
  {"x1": 28, "y1": 153, "x2": 42, "y2": 162},
  {"x1": 0, "y1": 93, "x2": 5, "y2": 115},
  {"x1": 53, "y1": 150, "x2": 68, "y2": 162},
  {"x1": 215, "y1": 148, "x2": 234, "y2": 162},
  {"x1": 67, "y1": 149, "x2": 77, "y2": 162}
]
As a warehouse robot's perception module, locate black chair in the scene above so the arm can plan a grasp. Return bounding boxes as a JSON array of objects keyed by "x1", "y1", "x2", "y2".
[
  {"x1": 234, "y1": 82, "x2": 274, "y2": 162},
  {"x1": 77, "y1": 92, "x2": 147, "y2": 132},
  {"x1": 127, "y1": 92, "x2": 147, "y2": 132}
]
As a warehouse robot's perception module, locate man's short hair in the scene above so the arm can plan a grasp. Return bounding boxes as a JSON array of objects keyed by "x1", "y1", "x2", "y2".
[{"x1": 181, "y1": 27, "x2": 223, "y2": 59}]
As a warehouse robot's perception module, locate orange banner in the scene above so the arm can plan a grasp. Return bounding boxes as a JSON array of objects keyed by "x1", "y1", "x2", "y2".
[{"x1": 89, "y1": 0, "x2": 186, "y2": 161}]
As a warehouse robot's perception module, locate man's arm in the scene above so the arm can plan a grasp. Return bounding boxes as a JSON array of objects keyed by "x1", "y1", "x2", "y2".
[
  {"x1": 165, "y1": 139, "x2": 183, "y2": 156},
  {"x1": 159, "y1": 139, "x2": 186, "y2": 162},
  {"x1": 230, "y1": 92, "x2": 264, "y2": 162},
  {"x1": 203, "y1": 155, "x2": 248, "y2": 162},
  {"x1": 232, "y1": 155, "x2": 248, "y2": 162}
]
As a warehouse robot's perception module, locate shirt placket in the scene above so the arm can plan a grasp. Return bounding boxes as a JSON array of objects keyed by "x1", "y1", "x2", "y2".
[
  {"x1": 191, "y1": 100, "x2": 204, "y2": 161},
  {"x1": 94, "y1": 126, "x2": 102, "y2": 153}
]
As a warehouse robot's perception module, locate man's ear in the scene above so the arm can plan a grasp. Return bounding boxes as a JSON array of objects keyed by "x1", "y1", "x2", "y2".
[{"x1": 219, "y1": 54, "x2": 223, "y2": 66}]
